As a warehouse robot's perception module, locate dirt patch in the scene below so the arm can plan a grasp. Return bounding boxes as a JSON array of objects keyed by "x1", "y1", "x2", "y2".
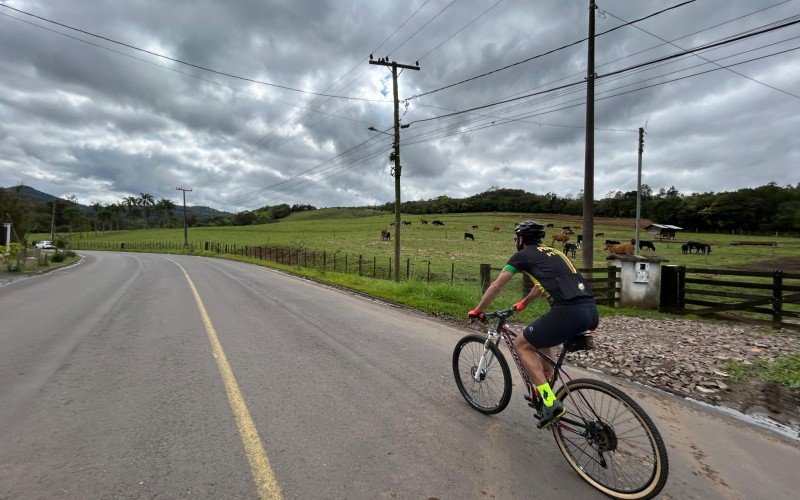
[
  {"x1": 728, "y1": 256, "x2": 800, "y2": 274},
  {"x1": 559, "y1": 315, "x2": 800, "y2": 432}
]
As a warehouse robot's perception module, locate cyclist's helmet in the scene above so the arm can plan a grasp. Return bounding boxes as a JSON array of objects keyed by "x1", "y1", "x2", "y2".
[{"x1": 514, "y1": 220, "x2": 546, "y2": 244}]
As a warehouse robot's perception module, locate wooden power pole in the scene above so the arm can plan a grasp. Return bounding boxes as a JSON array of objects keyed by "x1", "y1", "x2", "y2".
[
  {"x1": 176, "y1": 187, "x2": 192, "y2": 248},
  {"x1": 369, "y1": 55, "x2": 420, "y2": 282},
  {"x1": 582, "y1": 0, "x2": 597, "y2": 271}
]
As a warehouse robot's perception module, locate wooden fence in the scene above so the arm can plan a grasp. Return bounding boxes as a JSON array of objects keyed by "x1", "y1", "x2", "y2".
[
  {"x1": 661, "y1": 266, "x2": 800, "y2": 330},
  {"x1": 68, "y1": 241, "x2": 619, "y2": 305}
]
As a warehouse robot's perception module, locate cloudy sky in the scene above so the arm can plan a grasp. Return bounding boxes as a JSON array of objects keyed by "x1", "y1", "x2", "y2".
[{"x1": 1, "y1": 0, "x2": 798, "y2": 212}]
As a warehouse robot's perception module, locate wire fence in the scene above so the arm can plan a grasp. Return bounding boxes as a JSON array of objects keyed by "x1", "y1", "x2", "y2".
[{"x1": 68, "y1": 240, "x2": 620, "y2": 304}]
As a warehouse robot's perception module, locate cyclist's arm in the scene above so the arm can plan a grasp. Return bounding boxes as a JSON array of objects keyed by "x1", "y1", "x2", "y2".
[
  {"x1": 518, "y1": 283, "x2": 542, "y2": 308},
  {"x1": 474, "y1": 269, "x2": 514, "y2": 311}
]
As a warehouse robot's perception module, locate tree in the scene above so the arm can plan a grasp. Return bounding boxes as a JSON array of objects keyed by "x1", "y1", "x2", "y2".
[
  {"x1": 0, "y1": 186, "x2": 35, "y2": 243},
  {"x1": 90, "y1": 202, "x2": 102, "y2": 233},
  {"x1": 139, "y1": 193, "x2": 154, "y2": 228},
  {"x1": 155, "y1": 198, "x2": 176, "y2": 228}
]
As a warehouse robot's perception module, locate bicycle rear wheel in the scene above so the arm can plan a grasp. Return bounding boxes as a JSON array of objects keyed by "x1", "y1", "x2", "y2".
[
  {"x1": 553, "y1": 379, "x2": 668, "y2": 499},
  {"x1": 452, "y1": 334, "x2": 512, "y2": 414}
]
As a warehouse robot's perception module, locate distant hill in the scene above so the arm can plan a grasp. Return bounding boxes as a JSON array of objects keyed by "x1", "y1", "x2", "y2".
[
  {"x1": 2, "y1": 185, "x2": 61, "y2": 206},
  {"x1": 1, "y1": 185, "x2": 232, "y2": 220},
  {"x1": 285, "y1": 207, "x2": 388, "y2": 221}
]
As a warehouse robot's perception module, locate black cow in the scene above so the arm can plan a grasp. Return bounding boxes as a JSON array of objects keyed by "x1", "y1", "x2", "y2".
[
  {"x1": 630, "y1": 239, "x2": 656, "y2": 251},
  {"x1": 681, "y1": 243, "x2": 689, "y2": 254},
  {"x1": 545, "y1": 223, "x2": 554, "y2": 228},
  {"x1": 687, "y1": 241, "x2": 712, "y2": 254},
  {"x1": 563, "y1": 242, "x2": 577, "y2": 258},
  {"x1": 576, "y1": 234, "x2": 583, "y2": 248},
  {"x1": 464, "y1": 232, "x2": 475, "y2": 241},
  {"x1": 605, "y1": 239, "x2": 620, "y2": 246},
  {"x1": 432, "y1": 220, "x2": 444, "y2": 226}
]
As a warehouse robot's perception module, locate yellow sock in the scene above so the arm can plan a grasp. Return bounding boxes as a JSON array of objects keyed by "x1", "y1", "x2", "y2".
[{"x1": 537, "y1": 382, "x2": 556, "y2": 408}]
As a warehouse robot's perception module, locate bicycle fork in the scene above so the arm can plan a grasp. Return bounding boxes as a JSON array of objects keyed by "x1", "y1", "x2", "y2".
[{"x1": 472, "y1": 335, "x2": 498, "y2": 381}]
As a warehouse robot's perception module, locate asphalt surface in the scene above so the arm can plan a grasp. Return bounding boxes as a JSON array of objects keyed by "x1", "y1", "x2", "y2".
[{"x1": 1, "y1": 251, "x2": 798, "y2": 499}]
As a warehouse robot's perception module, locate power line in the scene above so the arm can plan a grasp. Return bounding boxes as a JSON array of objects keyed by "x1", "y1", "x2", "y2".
[
  {"x1": 371, "y1": 0, "x2": 434, "y2": 55},
  {"x1": 601, "y1": 7, "x2": 800, "y2": 100},
  {"x1": 386, "y1": 0, "x2": 459, "y2": 58},
  {"x1": 408, "y1": 16, "x2": 800, "y2": 126},
  {"x1": 408, "y1": 0, "x2": 697, "y2": 100},
  {"x1": 0, "y1": 3, "x2": 388, "y2": 103},
  {"x1": 417, "y1": 0, "x2": 504, "y2": 62}
]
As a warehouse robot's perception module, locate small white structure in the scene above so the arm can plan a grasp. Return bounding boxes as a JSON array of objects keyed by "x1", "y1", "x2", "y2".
[
  {"x1": 607, "y1": 254, "x2": 669, "y2": 309},
  {"x1": 644, "y1": 223, "x2": 682, "y2": 240}
]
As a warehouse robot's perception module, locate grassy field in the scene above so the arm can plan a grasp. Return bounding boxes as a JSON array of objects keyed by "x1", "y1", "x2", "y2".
[{"x1": 42, "y1": 209, "x2": 800, "y2": 277}]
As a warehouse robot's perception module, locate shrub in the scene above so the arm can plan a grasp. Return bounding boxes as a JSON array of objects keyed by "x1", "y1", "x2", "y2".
[{"x1": 51, "y1": 252, "x2": 65, "y2": 263}]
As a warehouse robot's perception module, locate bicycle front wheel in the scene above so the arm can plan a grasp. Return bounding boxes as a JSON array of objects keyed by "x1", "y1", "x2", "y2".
[
  {"x1": 452, "y1": 334, "x2": 512, "y2": 414},
  {"x1": 553, "y1": 379, "x2": 669, "y2": 499}
]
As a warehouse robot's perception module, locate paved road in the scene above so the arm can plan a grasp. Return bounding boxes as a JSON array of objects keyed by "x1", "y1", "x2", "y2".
[{"x1": 1, "y1": 251, "x2": 798, "y2": 499}]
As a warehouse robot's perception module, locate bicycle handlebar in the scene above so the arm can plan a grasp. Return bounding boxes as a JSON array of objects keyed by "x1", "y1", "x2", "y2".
[{"x1": 484, "y1": 307, "x2": 517, "y2": 321}]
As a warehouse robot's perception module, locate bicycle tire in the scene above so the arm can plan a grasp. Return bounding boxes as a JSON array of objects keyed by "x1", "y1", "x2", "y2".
[
  {"x1": 452, "y1": 334, "x2": 512, "y2": 414},
  {"x1": 552, "y1": 379, "x2": 669, "y2": 499}
]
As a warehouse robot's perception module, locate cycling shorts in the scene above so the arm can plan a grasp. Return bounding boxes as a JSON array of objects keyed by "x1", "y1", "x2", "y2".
[{"x1": 523, "y1": 302, "x2": 599, "y2": 348}]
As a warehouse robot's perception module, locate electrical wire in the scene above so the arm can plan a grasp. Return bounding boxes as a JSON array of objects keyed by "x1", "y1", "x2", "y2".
[
  {"x1": 408, "y1": 0, "x2": 697, "y2": 100},
  {"x1": 417, "y1": 0, "x2": 504, "y2": 62},
  {"x1": 407, "y1": 16, "x2": 800, "y2": 126},
  {"x1": 0, "y1": 3, "x2": 388, "y2": 102},
  {"x1": 601, "y1": 7, "x2": 800, "y2": 100}
]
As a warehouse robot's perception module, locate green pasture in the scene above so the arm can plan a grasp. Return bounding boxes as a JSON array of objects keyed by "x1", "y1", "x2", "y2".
[{"x1": 37, "y1": 209, "x2": 800, "y2": 278}]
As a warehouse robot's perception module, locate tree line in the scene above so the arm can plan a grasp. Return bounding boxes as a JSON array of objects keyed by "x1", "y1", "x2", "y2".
[{"x1": 375, "y1": 182, "x2": 799, "y2": 235}]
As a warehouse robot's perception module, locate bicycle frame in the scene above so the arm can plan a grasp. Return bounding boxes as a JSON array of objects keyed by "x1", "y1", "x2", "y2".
[{"x1": 476, "y1": 312, "x2": 595, "y2": 432}]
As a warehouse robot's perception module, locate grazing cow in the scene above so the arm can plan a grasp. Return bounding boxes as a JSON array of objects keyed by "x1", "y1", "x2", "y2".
[
  {"x1": 421, "y1": 219, "x2": 429, "y2": 225},
  {"x1": 492, "y1": 226, "x2": 501, "y2": 232},
  {"x1": 681, "y1": 243, "x2": 689, "y2": 254},
  {"x1": 595, "y1": 232, "x2": 604, "y2": 237},
  {"x1": 432, "y1": 220, "x2": 444, "y2": 226},
  {"x1": 563, "y1": 242, "x2": 577, "y2": 258},
  {"x1": 402, "y1": 221, "x2": 411, "y2": 226},
  {"x1": 576, "y1": 234, "x2": 583, "y2": 248},
  {"x1": 687, "y1": 241, "x2": 712, "y2": 254},
  {"x1": 552, "y1": 234, "x2": 570, "y2": 245},
  {"x1": 631, "y1": 239, "x2": 656, "y2": 251},
  {"x1": 471, "y1": 225, "x2": 479, "y2": 230},
  {"x1": 385, "y1": 231, "x2": 391, "y2": 241},
  {"x1": 561, "y1": 227, "x2": 574, "y2": 235},
  {"x1": 545, "y1": 223, "x2": 554, "y2": 228},
  {"x1": 389, "y1": 222, "x2": 395, "y2": 227},
  {"x1": 380, "y1": 229, "x2": 389, "y2": 241},
  {"x1": 464, "y1": 232, "x2": 475, "y2": 241},
  {"x1": 608, "y1": 243, "x2": 635, "y2": 255},
  {"x1": 604, "y1": 239, "x2": 620, "y2": 247}
]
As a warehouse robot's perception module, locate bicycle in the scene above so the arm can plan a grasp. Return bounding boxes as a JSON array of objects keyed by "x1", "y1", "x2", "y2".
[{"x1": 452, "y1": 307, "x2": 669, "y2": 499}]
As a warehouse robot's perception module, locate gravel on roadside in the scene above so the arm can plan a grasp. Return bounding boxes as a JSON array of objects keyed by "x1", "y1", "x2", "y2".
[{"x1": 561, "y1": 315, "x2": 800, "y2": 428}]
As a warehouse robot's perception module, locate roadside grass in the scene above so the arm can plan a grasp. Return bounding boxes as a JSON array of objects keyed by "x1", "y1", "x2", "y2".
[
  {"x1": 33, "y1": 210, "x2": 800, "y2": 281},
  {"x1": 725, "y1": 355, "x2": 800, "y2": 388},
  {"x1": 1, "y1": 252, "x2": 79, "y2": 276},
  {"x1": 203, "y1": 251, "x2": 692, "y2": 325}
]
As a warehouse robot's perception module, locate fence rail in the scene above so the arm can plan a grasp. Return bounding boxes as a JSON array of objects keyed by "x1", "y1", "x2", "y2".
[
  {"x1": 661, "y1": 266, "x2": 800, "y2": 330},
  {"x1": 68, "y1": 240, "x2": 619, "y2": 306}
]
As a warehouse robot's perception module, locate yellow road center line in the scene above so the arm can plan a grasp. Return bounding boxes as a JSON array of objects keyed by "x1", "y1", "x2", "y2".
[{"x1": 169, "y1": 259, "x2": 282, "y2": 500}]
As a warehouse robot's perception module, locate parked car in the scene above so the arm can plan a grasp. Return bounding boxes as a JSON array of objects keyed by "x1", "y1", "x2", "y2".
[{"x1": 35, "y1": 240, "x2": 56, "y2": 249}]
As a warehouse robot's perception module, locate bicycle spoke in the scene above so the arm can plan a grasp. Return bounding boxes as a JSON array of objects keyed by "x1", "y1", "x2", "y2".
[{"x1": 554, "y1": 381, "x2": 665, "y2": 496}]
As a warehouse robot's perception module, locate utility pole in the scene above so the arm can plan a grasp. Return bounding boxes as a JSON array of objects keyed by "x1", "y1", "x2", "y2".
[
  {"x1": 50, "y1": 200, "x2": 56, "y2": 243},
  {"x1": 369, "y1": 55, "x2": 420, "y2": 282},
  {"x1": 634, "y1": 127, "x2": 644, "y2": 256},
  {"x1": 582, "y1": 0, "x2": 597, "y2": 271},
  {"x1": 176, "y1": 187, "x2": 192, "y2": 248}
]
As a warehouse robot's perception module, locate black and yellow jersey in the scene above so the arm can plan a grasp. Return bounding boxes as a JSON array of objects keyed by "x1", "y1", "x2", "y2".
[{"x1": 503, "y1": 244, "x2": 594, "y2": 306}]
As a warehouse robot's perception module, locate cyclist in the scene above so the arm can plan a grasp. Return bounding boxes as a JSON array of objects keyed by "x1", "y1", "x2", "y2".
[{"x1": 468, "y1": 220, "x2": 599, "y2": 427}]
